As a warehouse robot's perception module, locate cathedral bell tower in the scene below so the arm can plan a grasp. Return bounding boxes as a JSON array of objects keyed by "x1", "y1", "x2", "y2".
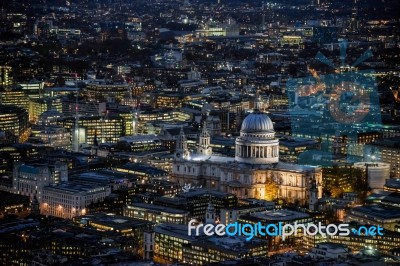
[
  {"x1": 175, "y1": 127, "x2": 190, "y2": 160},
  {"x1": 198, "y1": 124, "x2": 212, "y2": 156},
  {"x1": 254, "y1": 91, "x2": 263, "y2": 111}
]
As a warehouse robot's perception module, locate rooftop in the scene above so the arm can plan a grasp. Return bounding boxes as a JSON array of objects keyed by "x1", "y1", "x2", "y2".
[
  {"x1": 350, "y1": 205, "x2": 400, "y2": 220},
  {"x1": 177, "y1": 188, "x2": 236, "y2": 199},
  {"x1": 44, "y1": 182, "x2": 109, "y2": 194},
  {"x1": 120, "y1": 134, "x2": 160, "y2": 143},
  {"x1": 127, "y1": 202, "x2": 189, "y2": 215},
  {"x1": 368, "y1": 136, "x2": 400, "y2": 148},
  {"x1": 74, "y1": 213, "x2": 152, "y2": 231},
  {"x1": 247, "y1": 209, "x2": 310, "y2": 222},
  {"x1": 315, "y1": 242, "x2": 349, "y2": 251}
]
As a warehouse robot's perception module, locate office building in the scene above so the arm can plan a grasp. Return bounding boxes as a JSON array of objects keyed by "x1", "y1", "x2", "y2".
[
  {"x1": 238, "y1": 209, "x2": 313, "y2": 252},
  {"x1": 364, "y1": 137, "x2": 400, "y2": 177},
  {"x1": 56, "y1": 115, "x2": 127, "y2": 145},
  {"x1": 309, "y1": 242, "x2": 350, "y2": 260},
  {"x1": 73, "y1": 213, "x2": 154, "y2": 259},
  {"x1": 34, "y1": 126, "x2": 71, "y2": 149},
  {"x1": 0, "y1": 66, "x2": 13, "y2": 87},
  {"x1": 13, "y1": 161, "x2": 68, "y2": 202},
  {"x1": 353, "y1": 162, "x2": 390, "y2": 191},
  {"x1": 0, "y1": 105, "x2": 29, "y2": 142},
  {"x1": 41, "y1": 183, "x2": 111, "y2": 219},
  {"x1": 345, "y1": 205, "x2": 400, "y2": 231},
  {"x1": 279, "y1": 137, "x2": 320, "y2": 163},
  {"x1": 124, "y1": 202, "x2": 190, "y2": 224},
  {"x1": 0, "y1": 87, "x2": 29, "y2": 110},
  {"x1": 84, "y1": 81, "x2": 129, "y2": 102},
  {"x1": 154, "y1": 223, "x2": 267, "y2": 265},
  {"x1": 18, "y1": 81, "x2": 44, "y2": 99},
  {"x1": 154, "y1": 188, "x2": 237, "y2": 219},
  {"x1": 329, "y1": 229, "x2": 400, "y2": 254},
  {"x1": 0, "y1": 191, "x2": 30, "y2": 219}
]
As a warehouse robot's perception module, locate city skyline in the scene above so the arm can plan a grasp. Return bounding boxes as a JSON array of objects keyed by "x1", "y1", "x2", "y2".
[{"x1": 0, "y1": 0, "x2": 400, "y2": 265}]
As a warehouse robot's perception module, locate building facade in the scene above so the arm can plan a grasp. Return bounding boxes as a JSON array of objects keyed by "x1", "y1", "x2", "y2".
[
  {"x1": 13, "y1": 161, "x2": 68, "y2": 202},
  {"x1": 123, "y1": 203, "x2": 190, "y2": 224},
  {"x1": 0, "y1": 104, "x2": 29, "y2": 142},
  {"x1": 364, "y1": 137, "x2": 400, "y2": 177},
  {"x1": 41, "y1": 183, "x2": 111, "y2": 219}
]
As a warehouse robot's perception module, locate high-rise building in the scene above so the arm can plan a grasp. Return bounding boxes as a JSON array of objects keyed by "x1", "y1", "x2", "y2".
[
  {"x1": 0, "y1": 87, "x2": 29, "y2": 110},
  {"x1": 18, "y1": 81, "x2": 44, "y2": 99},
  {"x1": 0, "y1": 66, "x2": 13, "y2": 87},
  {"x1": 56, "y1": 115, "x2": 127, "y2": 146},
  {"x1": 84, "y1": 81, "x2": 129, "y2": 102},
  {"x1": 0, "y1": 104, "x2": 29, "y2": 142},
  {"x1": 364, "y1": 137, "x2": 400, "y2": 177}
]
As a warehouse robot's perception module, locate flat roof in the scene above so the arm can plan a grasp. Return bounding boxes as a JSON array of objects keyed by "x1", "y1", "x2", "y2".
[
  {"x1": 368, "y1": 136, "x2": 400, "y2": 148},
  {"x1": 155, "y1": 223, "x2": 203, "y2": 241},
  {"x1": 280, "y1": 137, "x2": 319, "y2": 147},
  {"x1": 120, "y1": 134, "x2": 160, "y2": 143},
  {"x1": 316, "y1": 242, "x2": 349, "y2": 250},
  {"x1": 246, "y1": 209, "x2": 310, "y2": 222},
  {"x1": 177, "y1": 188, "x2": 236, "y2": 198},
  {"x1": 127, "y1": 203, "x2": 189, "y2": 215},
  {"x1": 44, "y1": 182, "x2": 108, "y2": 194},
  {"x1": 385, "y1": 179, "x2": 400, "y2": 189},
  {"x1": 75, "y1": 213, "x2": 152, "y2": 230},
  {"x1": 350, "y1": 205, "x2": 400, "y2": 220}
]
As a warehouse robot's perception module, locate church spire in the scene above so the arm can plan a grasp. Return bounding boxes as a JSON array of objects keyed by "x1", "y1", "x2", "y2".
[
  {"x1": 175, "y1": 127, "x2": 190, "y2": 160},
  {"x1": 198, "y1": 123, "x2": 212, "y2": 156},
  {"x1": 254, "y1": 90, "x2": 263, "y2": 111}
]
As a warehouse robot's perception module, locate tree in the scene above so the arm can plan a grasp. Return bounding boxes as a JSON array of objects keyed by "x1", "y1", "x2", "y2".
[
  {"x1": 330, "y1": 186, "x2": 343, "y2": 198},
  {"x1": 265, "y1": 178, "x2": 279, "y2": 201}
]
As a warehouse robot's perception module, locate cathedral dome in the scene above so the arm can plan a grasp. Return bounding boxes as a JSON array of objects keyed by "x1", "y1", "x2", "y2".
[
  {"x1": 235, "y1": 111, "x2": 279, "y2": 164},
  {"x1": 240, "y1": 112, "x2": 274, "y2": 133}
]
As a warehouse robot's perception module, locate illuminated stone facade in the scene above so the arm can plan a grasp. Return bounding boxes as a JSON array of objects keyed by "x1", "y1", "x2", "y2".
[{"x1": 171, "y1": 112, "x2": 322, "y2": 205}]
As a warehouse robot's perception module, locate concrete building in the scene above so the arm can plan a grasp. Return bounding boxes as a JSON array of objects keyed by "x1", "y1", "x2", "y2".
[
  {"x1": 41, "y1": 183, "x2": 111, "y2": 219},
  {"x1": 153, "y1": 223, "x2": 267, "y2": 265},
  {"x1": 13, "y1": 161, "x2": 68, "y2": 202},
  {"x1": 34, "y1": 126, "x2": 71, "y2": 149},
  {"x1": 354, "y1": 162, "x2": 390, "y2": 191},
  {"x1": 0, "y1": 105, "x2": 29, "y2": 142},
  {"x1": 364, "y1": 137, "x2": 400, "y2": 177},
  {"x1": 219, "y1": 205, "x2": 267, "y2": 225},
  {"x1": 345, "y1": 205, "x2": 400, "y2": 231},
  {"x1": 0, "y1": 66, "x2": 13, "y2": 87},
  {"x1": 310, "y1": 242, "x2": 350, "y2": 260},
  {"x1": 123, "y1": 202, "x2": 190, "y2": 225}
]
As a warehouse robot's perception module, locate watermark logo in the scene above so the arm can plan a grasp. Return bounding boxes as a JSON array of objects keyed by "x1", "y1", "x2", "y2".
[
  {"x1": 188, "y1": 220, "x2": 384, "y2": 241},
  {"x1": 286, "y1": 41, "x2": 382, "y2": 166}
]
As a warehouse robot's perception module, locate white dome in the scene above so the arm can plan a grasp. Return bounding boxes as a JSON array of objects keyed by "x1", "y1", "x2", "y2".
[
  {"x1": 241, "y1": 112, "x2": 274, "y2": 133},
  {"x1": 235, "y1": 112, "x2": 278, "y2": 164}
]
